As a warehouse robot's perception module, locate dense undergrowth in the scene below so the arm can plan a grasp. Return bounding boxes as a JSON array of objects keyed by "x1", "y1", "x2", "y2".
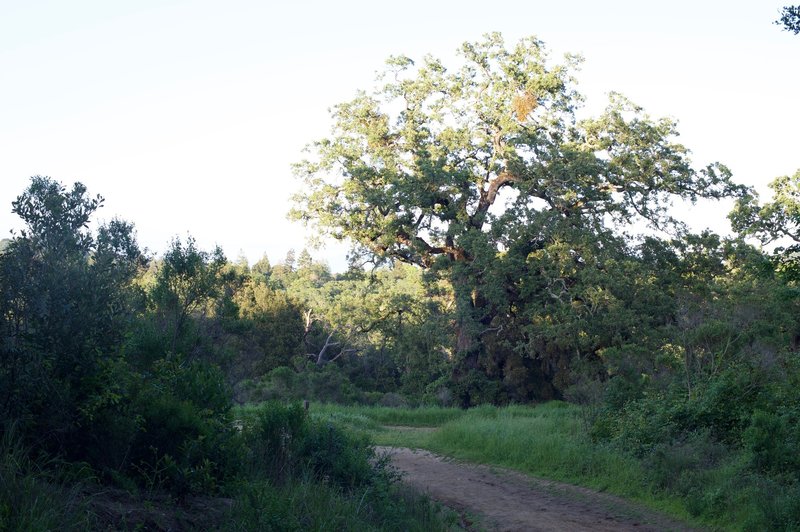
[
  {"x1": 0, "y1": 178, "x2": 457, "y2": 530},
  {"x1": 1, "y1": 401, "x2": 456, "y2": 531},
  {"x1": 225, "y1": 401, "x2": 456, "y2": 531}
]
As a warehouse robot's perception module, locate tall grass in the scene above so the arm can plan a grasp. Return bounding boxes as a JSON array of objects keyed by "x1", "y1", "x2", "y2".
[
  {"x1": 230, "y1": 401, "x2": 460, "y2": 531},
  {"x1": 226, "y1": 479, "x2": 456, "y2": 531},
  {"x1": 425, "y1": 404, "x2": 658, "y2": 497},
  {"x1": 0, "y1": 428, "x2": 95, "y2": 531}
]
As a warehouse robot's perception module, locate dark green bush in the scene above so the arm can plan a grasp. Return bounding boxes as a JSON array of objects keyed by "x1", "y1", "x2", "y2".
[
  {"x1": 451, "y1": 369, "x2": 505, "y2": 407},
  {"x1": 379, "y1": 392, "x2": 409, "y2": 408},
  {"x1": 743, "y1": 409, "x2": 800, "y2": 477},
  {"x1": 299, "y1": 419, "x2": 377, "y2": 489},
  {"x1": 227, "y1": 478, "x2": 454, "y2": 532},
  {"x1": 685, "y1": 367, "x2": 766, "y2": 444},
  {"x1": 127, "y1": 357, "x2": 240, "y2": 495},
  {"x1": 0, "y1": 427, "x2": 95, "y2": 531},
  {"x1": 643, "y1": 430, "x2": 726, "y2": 493},
  {"x1": 603, "y1": 373, "x2": 646, "y2": 410},
  {"x1": 242, "y1": 401, "x2": 382, "y2": 490},
  {"x1": 232, "y1": 401, "x2": 453, "y2": 531},
  {"x1": 244, "y1": 364, "x2": 371, "y2": 405},
  {"x1": 732, "y1": 474, "x2": 800, "y2": 531},
  {"x1": 242, "y1": 401, "x2": 308, "y2": 482}
]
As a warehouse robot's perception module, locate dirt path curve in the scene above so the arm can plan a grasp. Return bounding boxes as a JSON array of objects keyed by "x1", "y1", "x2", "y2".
[{"x1": 377, "y1": 447, "x2": 696, "y2": 532}]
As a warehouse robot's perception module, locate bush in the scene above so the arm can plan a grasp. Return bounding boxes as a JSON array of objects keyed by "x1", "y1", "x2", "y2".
[
  {"x1": 242, "y1": 401, "x2": 308, "y2": 482},
  {"x1": 231, "y1": 401, "x2": 455, "y2": 531},
  {"x1": 227, "y1": 478, "x2": 455, "y2": 532},
  {"x1": 242, "y1": 401, "x2": 384, "y2": 490},
  {"x1": 643, "y1": 430, "x2": 726, "y2": 494},
  {"x1": 127, "y1": 357, "x2": 241, "y2": 495},
  {"x1": 299, "y1": 419, "x2": 378, "y2": 489},
  {"x1": 451, "y1": 369, "x2": 504, "y2": 407},
  {"x1": 743, "y1": 409, "x2": 800, "y2": 477},
  {"x1": 379, "y1": 392, "x2": 409, "y2": 408},
  {"x1": 686, "y1": 367, "x2": 767, "y2": 443}
]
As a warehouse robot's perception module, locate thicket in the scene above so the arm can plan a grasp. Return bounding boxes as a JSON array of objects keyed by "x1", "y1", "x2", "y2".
[{"x1": 0, "y1": 176, "x2": 453, "y2": 530}]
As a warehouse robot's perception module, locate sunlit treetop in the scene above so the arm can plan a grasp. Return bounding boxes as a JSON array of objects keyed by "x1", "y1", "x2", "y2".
[{"x1": 292, "y1": 33, "x2": 745, "y2": 270}]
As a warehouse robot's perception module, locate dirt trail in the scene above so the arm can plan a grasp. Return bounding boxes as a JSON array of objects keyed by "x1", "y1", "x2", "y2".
[{"x1": 378, "y1": 446, "x2": 696, "y2": 532}]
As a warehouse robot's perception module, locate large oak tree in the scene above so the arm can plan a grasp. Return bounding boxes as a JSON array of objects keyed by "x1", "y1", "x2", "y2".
[{"x1": 293, "y1": 34, "x2": 744, "y2": 402}]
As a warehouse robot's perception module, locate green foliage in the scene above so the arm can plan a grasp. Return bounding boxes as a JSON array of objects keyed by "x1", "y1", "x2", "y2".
[
  {"x1": 149, "y1": 236, "x2": 229, "y2": 356},
  {"x1": 243, "y1": 364, "x2": 367, "y2": 405},
  {"x1": 449, "y1": 369, "x2": 505, "y2": 407},
  {"x1": 0, "y1": 176, "x2": 145, "y2": 459},
  {"x1": 293, "y1": 35, "x2": 740, "y2": 264},
  {"x1": 241, "y1": 401, "x2": 378, "y2": 489},
  {"x1": 236, "y1": 401, "x2": 457, "y2": 531},
  {"x1": 242, "y1": 401, "x2": 308, "y2": 482},
  {"x1": 590, "y1": 352, "x2": 800, "y2": 528},
  {"x1": 233, "y1": 279, "x2": 304, "y2": 373},
  {"x1": 776, "y1": 5, "x2": 800, "y2": 34},
  {"x1": 743, "y1": 404, "x2": 800, "y2": 479},
  {"x1": 125, "y1": 357, "x2": 240, "y2": 495},
  {"x1": 308, "y1": 403, "x2": 465, "y2": 427},
  {"x1": 293, "y1": 33, "x2": 745, "y2": 401},
  {"x1": 299, "y1": 419, "x2": 377, "y2": 489},
  {"x1": 227, "y1": 479, "x2": 455, "y2": 532},
  {"x1": 0, "y1": 428, "x2": 95, "y2": 531},
  {"x1": 730, "y1": 169, "x2": 800, "y2": 281}
]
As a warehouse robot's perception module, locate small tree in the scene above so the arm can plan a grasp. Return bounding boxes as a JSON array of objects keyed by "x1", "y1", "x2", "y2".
[
  {"x1": 0, "y1": 176, "x2": 145, "y2": 454},
  {"x1": 149, "y1": 237, "x2": 228, "y2": 355}
]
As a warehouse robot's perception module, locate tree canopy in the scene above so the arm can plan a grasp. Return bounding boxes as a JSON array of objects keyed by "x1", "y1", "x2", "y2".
[
  {"x1": 292, "y1": 34, "x2": 746, "y2": 402},
  {"x1": 777, "y1": 5, "x2": 800, "y2": 34},
  {"x1": 293, "y1": 33, "x2": 742, "y2": 273}
]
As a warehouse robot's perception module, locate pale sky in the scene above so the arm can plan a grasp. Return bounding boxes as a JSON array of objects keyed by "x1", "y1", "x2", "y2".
[{"x1": 1, "y1": 1, "x2": 797, "y2": 270}]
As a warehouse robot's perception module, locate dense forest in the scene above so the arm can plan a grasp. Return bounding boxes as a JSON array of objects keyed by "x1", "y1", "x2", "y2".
[{"x1": 3, "y1": 33, "x2": 800, "y2": 530}]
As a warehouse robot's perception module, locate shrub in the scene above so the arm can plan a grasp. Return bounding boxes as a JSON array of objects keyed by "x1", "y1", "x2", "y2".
[
  {"x1": 686, "y1": 367, "x2": 766, "y2": 443},
  {"x1": 127, "y1": 357, "x2": 240, "y2": 495},
  {"x1": 643, "y1": 430, "x2": 726, "y2": 494},
  {"x1": 299, "y1": 419, "x2": 378, "y2": 489},
  {"x1": 451, "y1": 369, "x2": 504, "y2": 407},
  {"x1": 242, "y1": 401, "x2": 308, "y2": 482},
  {"x1": 379, "y1": 392, "x2": 409, "y2": 408},
  {"x1": 241, "y1": 401, "x2": 383, "y2": 490},
  {"x1": 743, "y1": 409, "x2": 800, "y2": 477}
]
